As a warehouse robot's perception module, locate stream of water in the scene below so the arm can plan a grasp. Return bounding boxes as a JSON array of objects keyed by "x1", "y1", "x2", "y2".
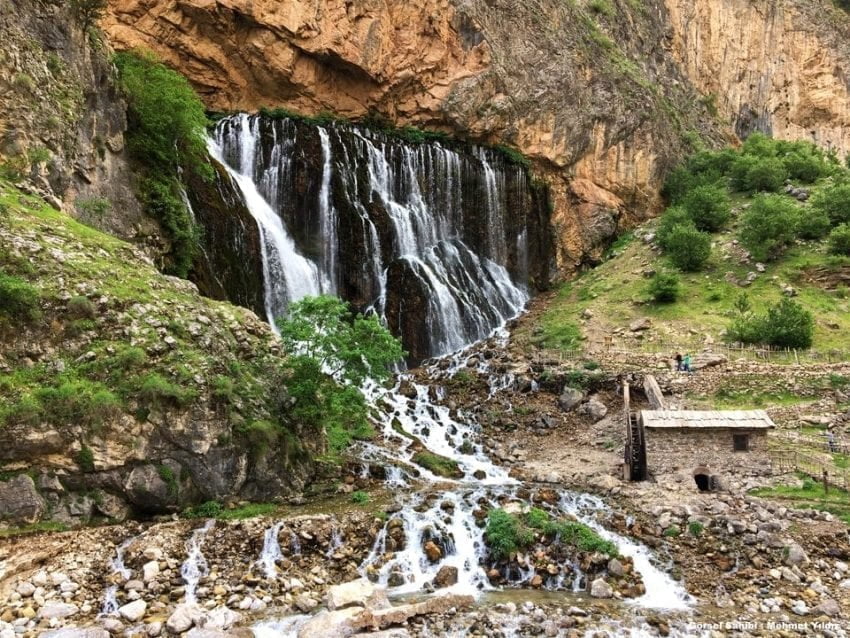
[{"x1": 181, "y1": 519, "x2": 215, "y2": 605}]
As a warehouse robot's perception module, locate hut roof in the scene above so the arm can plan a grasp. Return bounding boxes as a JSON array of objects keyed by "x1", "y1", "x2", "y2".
[{"x1": 641, "y1": 409, "x2": 775, "y2": 430}]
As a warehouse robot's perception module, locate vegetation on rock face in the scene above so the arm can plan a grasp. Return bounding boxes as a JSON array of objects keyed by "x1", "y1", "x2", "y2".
[
  {"x1": 277, "y1": 295, "x2": 405, "y2": 459},
  {"x1": 69, "y1": 0, "x2": 107, "y2": 31},
  {"x1": 115, "y1": 49, "x2": 212, "y2": 278},
  {"x1": 485, "y1": 507, "x2": 617, "y2": 560},
  {"x1": 411, "y1": 451, "x2": 463, "y2": 478}
]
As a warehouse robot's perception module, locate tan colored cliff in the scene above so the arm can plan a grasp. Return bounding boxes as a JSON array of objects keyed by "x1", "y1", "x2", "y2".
[{"x1": 103, "y1": 0, "x2": 850, "y2": 272}]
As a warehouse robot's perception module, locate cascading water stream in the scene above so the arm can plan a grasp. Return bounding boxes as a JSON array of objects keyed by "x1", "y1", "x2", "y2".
[
  {"x1": 257, "y1": 521, "x2": 286, "y2": 579},
  {"x1": 101, "y1": 536, "x2": 136, "y2": 616},
  {"x1": 181, "y1": 519, "x2": 215, "y2": 605}
]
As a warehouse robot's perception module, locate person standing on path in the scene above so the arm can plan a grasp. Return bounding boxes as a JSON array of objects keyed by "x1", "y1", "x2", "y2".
[
  {"x1": 683, "y1": 353, "x2": 693, "y2": 373},
  {"x1": 675, "y1": 353, "x2": 683, "y2": 371}
]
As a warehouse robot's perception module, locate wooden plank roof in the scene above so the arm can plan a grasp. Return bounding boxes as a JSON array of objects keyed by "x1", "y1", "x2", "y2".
[{"x1": 641, "y1": 409, "x2": 775, "y2": 430}]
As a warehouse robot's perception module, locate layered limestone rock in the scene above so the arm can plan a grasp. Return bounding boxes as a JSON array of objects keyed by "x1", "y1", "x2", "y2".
[{"x1": 103, "y1": 0, "x2": 850, "y2": 271}]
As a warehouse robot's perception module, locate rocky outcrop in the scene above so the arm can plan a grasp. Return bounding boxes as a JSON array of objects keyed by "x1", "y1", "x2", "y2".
[
  {"x1": 0, "y1": 182, "x2": 314, "y2": 526},
  {"x1": 102, "y1": 0, "x2": 850, "y2": 272},
  {"x1": 0, "y1": 0, "x2": 145, "y2": 238}
]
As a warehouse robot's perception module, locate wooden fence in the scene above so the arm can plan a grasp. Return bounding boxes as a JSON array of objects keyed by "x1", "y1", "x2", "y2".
[{"x1": 769, "y1": 448, "x2": 850, "y2": 492}]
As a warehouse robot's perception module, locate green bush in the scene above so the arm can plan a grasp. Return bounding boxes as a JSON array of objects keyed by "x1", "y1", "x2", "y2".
[
  {"x1": 74, "y1": 446, "x2": 95, "y2": 472},
  {"x1": 744, "y1": 157, "x2": 788, "y2": 192},
  {"x1": 237, "y1": 420, "x2": 278, "y2": 455},
  {"x1": 184, "y1": 500, "x2": 223, "y2": 519},
  {"x1": 688, "y1": 521, "x2": 704, "y2": 536},
  {"x1": 67, "y1": 295, "x2": 96, "y2": 319},
  {"x1": 351, "y1": 490, "x2": 369, "y2": 504},
  {"x1": 34, "y1": 379, "x2": 121, "y2": 429},
  {"x1": 811, "y1": 183, "x2": 850, "y2": 225},
  {"x1": 211, "y1": 375, "x2": 234, "y2": 402},
  {"x1": 485, "y1": 509, "x2": 534, "y2": 560},
  {"x1": 828, "y1": 224, "x2": 850, "y2": 256},
  {"x1": 157, "y1": 464, "x2": 178, "y2": 496},
  {"x1": 0, "y1": 272, "x2": 41, "y2": 321},
  {"x1": 763, "y1": 298, "x2": 814, "y2": 349},
  {"x1": 139, "y1": 177, "x2": 197, "y2": 278},
  {"x1": 681, "y1": 184, "x2": 731, "y2": 232},
  {"x1": 656, "y1": 206, "x2": 695, "y2": 250},
  {"x1": 0, "y1": 396, "x2": 43, "y2": 426},
  {"x1": 588, "y1": 0, "x2": 614, "y2": 15},
  {"x1": 114, "y1": 346, "x2": 147, "y2": 370},
  {"x1": 663, "y1": 525, "x2": 681, "y2": 537},
  {"x1": 665, "y1": 225, "x2": 711, "y2": 271},
  {"x1": 138, "y1": 372, "x2": 197, "y2": 408},
  {"x1": 784, "y1": 152, "x2": 828, "y2": 183},
  {"x1": 796, "y1": 209, "x2": 832, "y2": 240},
  {"x1": 739, "y1": 194, "x2": 801, "y2": 261},
  {"x1": 69, "y1": 0, "x2": 107, "y2": 30},
  {"x1": 75, "y1": 197, "x2": 110, "y2": 219},
  {"x1": 647, "y1": 271, "x2": 680, "y2": 303}
]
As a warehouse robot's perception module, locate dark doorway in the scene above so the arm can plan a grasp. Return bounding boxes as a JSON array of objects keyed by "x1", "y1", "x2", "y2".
[{"x1": 694, "y1": 473, "x2": 711, "y2": 491}]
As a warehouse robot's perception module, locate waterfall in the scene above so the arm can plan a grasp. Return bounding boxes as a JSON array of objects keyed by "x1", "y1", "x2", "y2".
[
  {"x1": 101, "y1": 535, "x2": 136, "y2": 616},
  {"x1": 181, "y1": 519, "x2": 215, "y2": 605},
  {"x1": 207, "y1": 114, "x2": 547, "y2": 361},
  {"x1": 257, "y1": 521, "x2": 286, "y2": 579}
]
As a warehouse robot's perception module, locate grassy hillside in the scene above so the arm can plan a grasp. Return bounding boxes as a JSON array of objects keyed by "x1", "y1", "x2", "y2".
[{"x1": 523, "y1": 135, "x2": 850, "y2": 355}]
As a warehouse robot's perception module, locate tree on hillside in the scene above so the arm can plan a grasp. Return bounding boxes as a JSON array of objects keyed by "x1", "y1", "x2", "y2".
[{"x1": 277, "y1": 295, "x2": 405, "y2": 456}]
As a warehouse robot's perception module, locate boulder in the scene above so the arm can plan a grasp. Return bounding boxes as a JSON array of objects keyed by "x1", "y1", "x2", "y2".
[
  {"x1": 166, "y1": 604, "x2": 203, "y2": 634},
  {"x1": 813, "y1": 598, "x2": 840, "y2": 617},
  {"x1": 578, "y1": 397, "x2": 607, "y2": 422},
  {"x1": 607, "y1": 558, "x2": 625, "y2": 577},
  {"x1": 558, "y1": 387, "x2": 584, "y2": 412},
  {"x1": 297, "y1": 608, "x2": 363, "y2": 638},
  {"x1": 124, "y1": 465, "x2": 175, "y2": 512},
  {"x1": 433, "y1": 566, "x2": 458, "y2": 589},
  {"x1": 118, "y1": 600, "x2": 147, "y2": 623},
  {"x1": 38, "y1": 603, "x2": 80, "y2": 620},
  {"x1": 351, "y1": 594, "x2": 474, "y2": 631},
  {"x1": 423, "y1": 540, "x2": 442, "y2": 562},
  {"x1": 326, "y1": 579, "x2": 378, "y2": 611},
  {"x1": 629, "y1": 318, "x2": 651, "y2": 332},
  {"x1": 784, "y1": 542, "x2": 809, "y2": 566},
  {"x1": 0, "y1": 474, "x2": 46, "y2": 524},
  {"x1": 590, "y1": 578, "x2": 613, "y2": 599}
]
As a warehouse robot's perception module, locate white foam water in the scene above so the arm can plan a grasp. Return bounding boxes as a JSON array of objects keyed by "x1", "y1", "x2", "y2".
[
  {"x1": 100, "y1": 535, "x2": 136, "y2": 616},
  {"x1": 181, "y1": 519, "x2": 215, "y2": 605},
  {"x1": 257, "y1": 521, "x2": 286, "y2": 579}
]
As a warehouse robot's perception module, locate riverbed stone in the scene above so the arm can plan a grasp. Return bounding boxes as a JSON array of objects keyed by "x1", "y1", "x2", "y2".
[
  {"x1": 326, "y1": 579, "x2": 378, "y2": 610},
  {"x1": 38, "y1": 603, "x2": 79, "y2": 620},
  {"x1": 590, "y1": 578, "x2": 613, "y2": 598},
  {"x1": 433, "y1": 566, "x2": 458, "y2": 589},
  {"x1": 118, "y1": 600, "x2": 147, "y2": 622},
  {"x1": 297, "y1": 607, "x2": 363, "y2": 638}
]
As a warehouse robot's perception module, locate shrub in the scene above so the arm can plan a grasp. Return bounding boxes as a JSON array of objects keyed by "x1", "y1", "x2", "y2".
[
  {"x1": 184, "y1": 500, "x2": 223, "y2": 519},
  {"x1": 763, "y1": 298, "x2": 813, "y2": 349},
  {"x1": 656, "y1": 206, "x2": 695, "y2": 250},
  {"x1": 485, "y1": 509, "x2": 534, "y2": 560},
  {"x1": 681, "y1": 184, "x2": 731, "y2": 231},
  {"x1": 647, "y1": 271, "x2": 680, "y2": 303},
  {"x1": 663, "y1": 525, "x2": 681, "y2": 537},
  {"x1": 729, "y1": 154, "x2": 760, "y2": 192},
  {"x1": 0, "y1": 272, "x2": 40, "y2": 321},
  {"x1": 114, "y1": 346, "x2": 147, "y2": 369},
  {"x1": 588, "y1": 0, "x2": 614, "y2": 15},
  {"x1": 139, "y1": 177, "x2": 197, "y2": 278},
  {"x1": 351, "y1": 490, "x2": 369, "y2": 504},
  {"x1": 34, "y1": 379, "x2": 121, "y2": 429},
  {"x1": 744, "y1": 157, "x2": 788, "y2": 192},
  {"x1": 211, "y1": 375, "x2": 234, "y2": 403},
  {"x1": 67, "y1": 295, "x2": 96, "y2": 319},
  {"x1": 811, "y1": 183, "x2": 850, "y2": 224},
  {"x1": 138, "y1": 373, "x2": 196, "y2": 408},
  {"x1": 13, "y1": 73, "x2": 34, "y2": 92},
  {"x1": 688, "y1": 521, "x2": 704, "y2": 536},
  {"x1": 157, "y1": 464, "x2": 178, "y2": 496},
  {"x1": 411, "y1": 451, "x2": 463, "y2": 478},
  {"x1": 828, "y1": 224, "x2": 850, "y2": 256},
  {"x1": 784, "y1": 152, "x2": 828, "y2": 183},
  {"x1": 665, "y1": 225, "x2": 711, "y2": 271},
  {"x1": 796, "y1": 209, "x2": 832, "y2": 240},
  {"x1": 75, "y1": 446, "x2": 95, "y2": 472},
  {"x1": 237, "y1": 420, "x2": 279, "y2": 455},
  {"x1": 0, "y1": 396, "x2": 43, "y2": 426},
  {"x1": 739, "y1": 194, "x2": 801, "y2": 261}
]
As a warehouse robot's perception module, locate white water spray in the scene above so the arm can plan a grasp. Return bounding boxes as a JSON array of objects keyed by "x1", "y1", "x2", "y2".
[{"x1": 181, "y1": 519, "x2": 215, "y2": 605}]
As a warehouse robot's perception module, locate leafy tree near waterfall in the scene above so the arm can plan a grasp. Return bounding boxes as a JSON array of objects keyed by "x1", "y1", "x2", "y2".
[{"x1": 277, "y1": 295, "x2": 405, "y2": 457}]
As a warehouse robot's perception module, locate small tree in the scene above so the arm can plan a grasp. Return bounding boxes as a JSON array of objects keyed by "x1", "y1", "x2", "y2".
[
  {"x1": 647, "y1": 271, "x2": 680, "y2": 303},
  {"x1": 69, "y1": 0, "x2": 107, "y2": 31},
  {"x1": 784, "y1": 152, "x2": 827, "y2": 184},
  {"x1": 828, "y1": 224, "x2": 850, "y2": 256},
  {"x1": 745, "y1": 157, "x2": 788, "y2": 192},
  {"x1": 811, "y1": 183, "x2": 850, "y2": 225},
  {"x1": 665, "y1": 225, "x2": 711, "y2": 271},
  {"x1": 796, "y1": 209, "x2": 832, "y2": 240},
  {"x1": 763, "y1": 298, "x2": 814, "y2": 349},
  {"x1": 682, "y1": 184, "x2": 731, "y2": 232},
  {"x1": 739, "y1": 194, "x2": 800, "y2": 261},
  {"x1": 656, "y1": 206, "x2": 694, "y2": 250},
  {"x1": 277, "y1": 296, "x2": 405, "y2": 457}
]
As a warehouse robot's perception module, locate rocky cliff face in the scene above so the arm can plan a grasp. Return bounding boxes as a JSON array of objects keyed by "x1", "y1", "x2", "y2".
[
  {"x1": 0, "y1": 0, "x2": 146, "y2": 239},
  {"x1": 103, "y1": 0, "x2": 850, "y2": 271}
]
